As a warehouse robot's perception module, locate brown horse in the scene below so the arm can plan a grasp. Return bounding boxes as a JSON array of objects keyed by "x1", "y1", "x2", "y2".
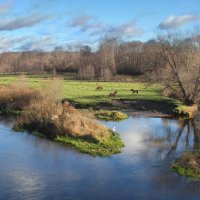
[
  {"x1": 109, "y1": 91, "x2": 117, "y2": 97},
  {"x1": 96, "y1": 86, "x2": 103, "y2": 91},
  {"x1": 130, "y1": 89, "x2": 138, "y2": 94}
]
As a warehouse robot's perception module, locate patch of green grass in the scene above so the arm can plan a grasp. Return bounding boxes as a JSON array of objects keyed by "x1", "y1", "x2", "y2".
[
  {"x1": 171, "y1": 151, "x2": 200, "y2": 179},
  {"x1": 95, "y1": 110, "x2": 128, "y2": 121},
  {"x1": 15, "y1": 122, "x2": 125, "y2": 157},
  {"x1": 171, "y1": 165, "x2": 200, "y2": 179},
  {"x1": 176, "y1": 104, "x2": 198, "y2": 118},
  {"x1": 55, "y1": 132, "x2": 125, "y2": 157},
  {"x1": 0, "y1": 109, "x2": 22, "y2": 116},
  {"x1": 0, "y1": 75, "x2": 178, "y2": 107}
]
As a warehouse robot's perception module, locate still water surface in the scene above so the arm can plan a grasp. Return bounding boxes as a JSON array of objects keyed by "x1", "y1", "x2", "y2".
[{"x1": 1, "y1": 115, "x2": 200, "y2": 200}]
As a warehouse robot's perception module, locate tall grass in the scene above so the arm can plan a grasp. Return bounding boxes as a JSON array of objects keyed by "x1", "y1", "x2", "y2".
[
  {"x1": 14, "y1": 80, "x2": 109, "y2": 141},
  {"x1": 0, "y1": 78, "x2": 40, "y2": 112}
]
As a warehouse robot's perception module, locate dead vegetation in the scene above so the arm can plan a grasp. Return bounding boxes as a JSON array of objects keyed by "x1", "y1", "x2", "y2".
[
  {"x1": 0, "y1": 79, "x2": 110, "y2": 142},
  {"x1": 16, "y1": 100, "x2": 109, "y2": 141},
  {"x1": 14, "y1": 82, "x2": 109, "y2": 141},
  {"x1": 0, "y1": 81, "x2": 40, "y2": 112}
]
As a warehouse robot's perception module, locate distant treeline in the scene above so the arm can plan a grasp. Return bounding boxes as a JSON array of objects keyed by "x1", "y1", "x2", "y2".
[{"x1": 0, "y1": 38, "x2": 165, "y2": 80}]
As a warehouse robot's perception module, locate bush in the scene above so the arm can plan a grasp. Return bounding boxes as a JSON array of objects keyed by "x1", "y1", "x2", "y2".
[
  {"x1": 171, "y1": 151, "x2": 200, "y2": 179},
  {"x1": 0, "y1": 84, "x2": 40, "y2": 113},
  {"x1": 95, "y1": 110, "x2": 128, "y2": 121},
  {"x1": 16, "y1": 90, "x2": 109, "y2": 142}
]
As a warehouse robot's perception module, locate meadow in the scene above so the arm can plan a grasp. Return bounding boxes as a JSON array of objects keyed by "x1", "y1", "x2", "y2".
[{"x1": 0, "y1": 75, "x2": 179, "y2": 108}]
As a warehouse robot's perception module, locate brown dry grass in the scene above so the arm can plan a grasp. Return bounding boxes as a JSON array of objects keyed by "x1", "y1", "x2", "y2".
[
  {"x1": 173, "y1": 152, "x2": 200, "y2": 171},
  {"x1": 0, "y1": 82, "x2": 40, "y2": 111},
  {"x1": 15, "y1": 81, "x2": 109, "y2": 141}
]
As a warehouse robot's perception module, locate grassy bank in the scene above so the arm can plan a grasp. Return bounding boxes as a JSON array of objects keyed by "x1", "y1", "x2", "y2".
[
  {"x1": 171, "y1": 151, "x2": 200, "y2": 179},
  {"x1": 56, "y1": 132, "x2": 124, "y2": 157},
  {"x1": 14, "y1": 126, "x2": 124, "y2": 157}
]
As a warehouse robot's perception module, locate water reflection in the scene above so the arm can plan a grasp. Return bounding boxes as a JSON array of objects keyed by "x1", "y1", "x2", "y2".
[
  {"x1": 108, "y1": 116, "x2": 200, "y2": 161},
  {"x1": 1, "y1": 115, "x2": 200, "y2": 200}
]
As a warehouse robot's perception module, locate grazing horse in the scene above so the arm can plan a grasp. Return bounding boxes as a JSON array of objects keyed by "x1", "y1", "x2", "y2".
[
  {"x1": 130, "y1": 89, "x2": 138, "y2": 94},
  {"x1": 109, "y1": 91, "x2": 117, "y2": 97},
  {"x1": 96, "y1": 86, "x2": 103, "y2": 91}
]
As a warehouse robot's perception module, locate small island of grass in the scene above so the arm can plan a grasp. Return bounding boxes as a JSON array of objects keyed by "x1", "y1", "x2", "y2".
[
  {"x1": 1, "y1": 82, "x2": 124, "y2": 157},
  {"x1": 56, "y1": 132, "x2": 124, "y2": 157},
  {"x1": 171, "y1": 151, "x2": 200, "y2": 179},
  {"x1": 95, "y1": 110, "x2": 128, "y2": 121}
]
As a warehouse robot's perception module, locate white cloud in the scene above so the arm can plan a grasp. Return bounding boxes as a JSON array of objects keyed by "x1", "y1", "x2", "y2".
[
  {"x1": 19, "y1": 36, "x2": 56, "y2": 51},
  {"x1": 68, "y1": 14, "x2": 103, "y2": 32},
  {"x1": 0, "y1": 35, "x2": 56, "y2": 52},
  {"x1": 104, "y1": 21, "x2": 143, "y2": 39},
  {"x1": 0, "y1": 13, "x2": 52, "y2": 31},
  {"x1": 68, "y1": 14, "x2": 143, "y2": 39},
  {"x1": 0, "y1": 36, "x2": 27, "y2": 50},
  {"x1": 159, "y1": 14, "x2": 199, "y2": 29}
]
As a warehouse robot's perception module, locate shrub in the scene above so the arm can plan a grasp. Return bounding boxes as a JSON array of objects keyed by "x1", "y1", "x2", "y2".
[
  {"x1": 16, "y1": 90, "x2": 109, "y2": 141},
  {"x1": 95, "y1": 110, "x2": 128, "y2": 121},
  {"x1": 171, "y1": 151, "x2": 200, "y2": 179},
  {"x1": 0, "y1": 84, "x2": 40, "y2": 113}
]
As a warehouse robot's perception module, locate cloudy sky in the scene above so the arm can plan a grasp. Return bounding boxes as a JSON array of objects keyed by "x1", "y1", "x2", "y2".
[{"x1": 0, "y1": 0, "x2": 199, "y2": 51}]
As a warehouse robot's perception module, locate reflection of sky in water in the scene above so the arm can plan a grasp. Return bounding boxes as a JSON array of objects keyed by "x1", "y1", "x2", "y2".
[
  {"x1": 104, "y1": 117, "x2": 197, "y2": 160},
  {"x1": 1, "y1": 117, "x2": 200, "y2": 200}
]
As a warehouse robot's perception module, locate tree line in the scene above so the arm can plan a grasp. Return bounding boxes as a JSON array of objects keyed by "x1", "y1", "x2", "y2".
[{"x1": 0, "y1": 37, "x2": 164, "y2": 80}]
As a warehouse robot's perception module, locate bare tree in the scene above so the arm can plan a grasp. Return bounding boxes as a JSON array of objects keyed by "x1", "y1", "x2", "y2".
[
  {"x1": 156, "y1": 29, "x2": 200, "y2": 105},
  {"x1": 78, "y1": 45, "x2": 95, "y2": 80},
  {"x1": 98, "y1": 37, "x2": 118, "y2": 80}
]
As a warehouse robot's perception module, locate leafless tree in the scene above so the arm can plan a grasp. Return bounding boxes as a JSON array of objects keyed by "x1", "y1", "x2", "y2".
[
  {"x1": 78, "y1": 45, "x2": 95, "y2": 80},
  {"x1": 98, "y1": 37, "x2": 118, "y2": 80},
  {"x1": 154, "y1": 29, "x2": 200, "y2": 105}
]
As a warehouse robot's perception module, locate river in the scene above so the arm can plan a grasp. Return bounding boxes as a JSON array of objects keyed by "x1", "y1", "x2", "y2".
[{"x1": 0, "y1": 115, "x2": 200, "y2": 200}]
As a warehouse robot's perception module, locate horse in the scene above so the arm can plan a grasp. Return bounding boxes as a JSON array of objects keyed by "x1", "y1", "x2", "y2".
[
  {"x1": 96, "y1": 86, "x2": 103, "y2": 91},
  {"x1": 130, "y1": 89, "x2": 138, "y2": 94},
  {"x1": 109, "y1": 91, "x2": 117, "y2": 97}
]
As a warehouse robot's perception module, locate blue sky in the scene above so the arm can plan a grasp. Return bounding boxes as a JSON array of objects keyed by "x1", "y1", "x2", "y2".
[{"x1": 0, "y1": 0, "x2": 199, "y2": 51}]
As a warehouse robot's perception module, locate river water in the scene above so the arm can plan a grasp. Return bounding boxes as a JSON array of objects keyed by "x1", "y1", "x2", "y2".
[{"x1": 0, "y1": 115, "x2": 200, "y2": 200}]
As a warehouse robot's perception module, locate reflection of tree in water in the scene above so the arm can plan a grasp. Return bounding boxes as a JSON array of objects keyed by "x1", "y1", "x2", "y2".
[
  {"x1": 141, "y1": 118, "x2": 200, "y2": 191},
  {"x1": 149, "y1": 118, "x2": 200, "y2": 190},
  {"x1": 146, "y1": 117, "x2": 200, "y2": 158},
  {"x1": 167, "y1": 119, "x2": 200, "y2": 155}
]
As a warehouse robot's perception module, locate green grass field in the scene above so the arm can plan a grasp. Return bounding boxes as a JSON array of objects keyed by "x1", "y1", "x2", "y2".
[
  {"x1": 0, "y1": 75, "x2": 180, "y2": 107},
  {"x1": 0, "y1": 76, "x2": 178, "y2": 105}
]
